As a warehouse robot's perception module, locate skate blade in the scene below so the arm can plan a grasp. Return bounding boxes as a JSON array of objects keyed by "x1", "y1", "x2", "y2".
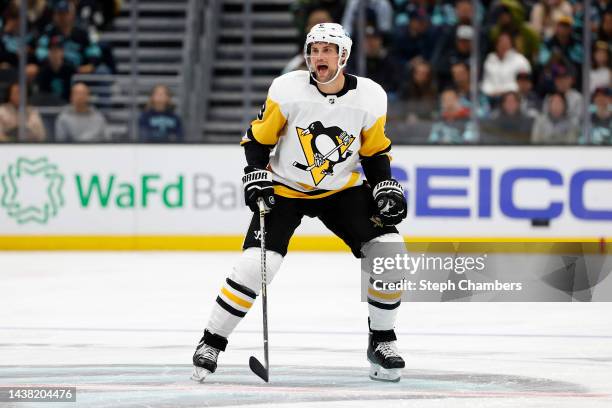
[
  {"x1": 191, "y1": 366, "x2": 212, "y2": 383},
  {"x1": 369, "y1": 363, "x2": 401, "y2": 382}
]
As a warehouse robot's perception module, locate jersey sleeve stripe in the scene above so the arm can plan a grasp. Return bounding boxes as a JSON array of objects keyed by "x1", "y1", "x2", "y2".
[
  {"x1": 359, "y1": 115, "x2": 392, "y2": 157},
  {"x1": 247, "y1": 96, "x2": 287, "y2": 146}
]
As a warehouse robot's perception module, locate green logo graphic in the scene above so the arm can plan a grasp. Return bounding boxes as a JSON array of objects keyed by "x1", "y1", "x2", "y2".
[{"x1": 1, "y1": 157, "x2": 65, "y2": 224}]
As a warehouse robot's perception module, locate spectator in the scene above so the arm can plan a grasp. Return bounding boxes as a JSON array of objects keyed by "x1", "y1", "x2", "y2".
[
  {"x1": 590, "y1": 40, "x2": 611, "y2": 93},
  {"x1": 291, "y1": 0, "x2": 346, "y2": 45},
  {"x1": 342, "y1": 0, "x2": 393, "y2": 38},
  {"x1": 516, "y1": 71, "x2": 541, "y2": 116},
  {"x1": 455, "y1": 0, "x2": 477, "y2": 26},
  {"x1": 542, "y1": 65, "x2": 583, "y2": 124},
  {"x1": 398, "y1": 57, "x2": 438, "y2": 122},
  {"x1": 429, "y1": 88, "x2": 477, "y2": 144},
  {"x1": 392, "y1": 7, "x2": 437, "y2": 65},
  {"x1": 139, "y1": 85, "x2": 183, "y2": 143},
  {"x1": 55, "y1": 82, "x2": 108, "y2": 142},
  {"x1": 451, "y1": 61, "x2": 491, "y2": 117},
  {"x1": 0, "y1": 4, "x2": 39, "y2": 81},
  {"x1": 489, "y1": 0, "x2": 540, "y2": 63},
  {"x1": 20, "y1": 0, "x2": 53, "y2": 36},
  {"x1": 392, "y1": 0, "x2": 464, "y2": 28},
  {"x1": 283, "y1": 7, "x2": 333, "y2": 74},
  {"x1": 584, "y1": 86, "x2": 611, "y2": 144},
  {"x1": 432, "y1": 24, "x2": 474, "y2": 88},
  {"x1": 529, "y1": 0, "x2": 573, "y2": 40},
  {"x1": 36, "y1": 35, "x2": 76, "y2": 102},
  {"x1": 36, "y1": 0, "x2": 103, "y2": 74},
  {"x1": 538, "y1": 15, "x2": 584, "y2": 81},
  {"x1": 481, "y1": 91, "x2": 534, "y2": 143},
  {"x1": 531, "y1": 92, "x2": 579, "y2": 143},
  {"x1": 353, "y1": 25, "x2": 401, "y2": 96},
  {"x1": 596, "y1": 9, "x2": 612, "y2": 43},
  {"x1": 77, "y1": 0, "x2": 120, "y2": 32},
  {"x1": 482, "y1": 32, "x2": 532, "y2": 98},
  {"x1": 0, "y1": 82, "x2": 45, "y2": 142}
]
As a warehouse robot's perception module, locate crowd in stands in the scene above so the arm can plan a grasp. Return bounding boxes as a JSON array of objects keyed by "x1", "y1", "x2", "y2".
[
  {"x1": 0, "y1": 0, "x2": 608, "y2": 144},
  {"x1": 0, "y1": 0, "x2": 184, "y2": 143},
  {"x1": 291, "y1": 0, "x2": 612, "y2": 144}
]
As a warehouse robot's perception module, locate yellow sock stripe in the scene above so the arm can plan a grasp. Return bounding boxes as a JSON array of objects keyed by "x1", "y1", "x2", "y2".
[
  {"x1": 367, "y1": 287, "x2": 402, "y2": 301},
  {"x1": 221, "y1": 287, "x2": 253, "y2": 309}
]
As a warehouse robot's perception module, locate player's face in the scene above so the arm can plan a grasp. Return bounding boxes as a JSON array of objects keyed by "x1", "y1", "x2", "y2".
[{"x1": 309, "y1": 42, "x2": 340, "y2": 82}]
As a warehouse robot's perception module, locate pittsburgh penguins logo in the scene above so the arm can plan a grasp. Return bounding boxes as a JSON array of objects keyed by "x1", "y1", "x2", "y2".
[{"x1": 293, "y1": 121, "x2": 355, "y2": 186}]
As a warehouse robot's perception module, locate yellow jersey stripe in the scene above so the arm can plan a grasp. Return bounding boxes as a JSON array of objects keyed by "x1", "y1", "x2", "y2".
[
  {"x1": 359, "y1": 115, "x2": 391, "y2": 157},
  {"x1": 221, "y1": 287, "x2": 253, "y2": 308},
  {"x1": 274, "y1": 172, "x2": 361, "y2": 199},
  {"x1": 368, "y1": 287, "x2": 402, "y2": 301},
  {"x1": 249, "y1": 97, "x2": 286, "y2": 146}
]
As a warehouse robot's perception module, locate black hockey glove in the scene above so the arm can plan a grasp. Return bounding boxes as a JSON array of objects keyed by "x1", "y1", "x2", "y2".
[
  {"x1": 242, "y1": 166, "x2": 275, "y2": 213},
  {"x1": 372, "y1": 179, "x2": 407, "y2": 226}
]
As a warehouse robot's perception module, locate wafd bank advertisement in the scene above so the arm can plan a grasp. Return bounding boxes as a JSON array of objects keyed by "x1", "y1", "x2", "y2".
[{"x1": 0, "y1": 145, "x2": 611, "y2": 248}]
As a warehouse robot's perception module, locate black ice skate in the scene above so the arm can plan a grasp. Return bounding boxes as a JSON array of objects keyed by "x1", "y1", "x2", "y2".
[
  {"x1": 191, "y1": 330, "x2": 228, "y2": 382},
  {"x1": 367, "y1": 329, "x2": 405, "y2": 382}
]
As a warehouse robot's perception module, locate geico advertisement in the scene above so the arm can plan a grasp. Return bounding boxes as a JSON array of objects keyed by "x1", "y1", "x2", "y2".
[{"x1": 0, "y1": 145, "x2": 611, "y2": 237}]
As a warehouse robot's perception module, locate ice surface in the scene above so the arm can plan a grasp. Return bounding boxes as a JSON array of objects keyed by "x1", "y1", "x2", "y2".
[{"x1": 0, "y1": 251, "x2": 611, "y2": 407}]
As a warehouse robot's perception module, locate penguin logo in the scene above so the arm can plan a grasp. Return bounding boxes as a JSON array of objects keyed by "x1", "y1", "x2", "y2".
[{"x1": 293, "y1": 121, "x2": 355, "y2": 186}]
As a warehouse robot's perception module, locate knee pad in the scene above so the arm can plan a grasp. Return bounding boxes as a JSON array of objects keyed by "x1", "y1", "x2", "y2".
[
  {"x1": 228, "y1": 247, "x2": 283, "y2": 296},
  {"x1": 362, "y1": 233, "x2": 405, "y2": 261},
  {"x1": 362, "y1": 232, "x2": 406, "y2": 288}
]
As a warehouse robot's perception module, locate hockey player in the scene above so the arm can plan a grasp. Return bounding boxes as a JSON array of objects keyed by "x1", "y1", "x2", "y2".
[{"x1": 192, "y1": 23, "x2": 408, "y2": 382}]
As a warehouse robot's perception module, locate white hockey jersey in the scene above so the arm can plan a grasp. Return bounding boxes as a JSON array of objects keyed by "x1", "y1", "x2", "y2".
[{"x1": 241, "y1": 70, "x2": 392, "y2": 199}]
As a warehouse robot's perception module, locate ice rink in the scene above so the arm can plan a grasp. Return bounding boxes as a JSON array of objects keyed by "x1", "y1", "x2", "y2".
[{"x1": 1, "y1": 251, "x2": 611, "y2": 407}]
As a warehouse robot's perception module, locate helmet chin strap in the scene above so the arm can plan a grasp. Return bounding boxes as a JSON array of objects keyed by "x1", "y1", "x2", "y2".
[{"x1": 309, "y1": 66, "x2": 343, "y2": 85}]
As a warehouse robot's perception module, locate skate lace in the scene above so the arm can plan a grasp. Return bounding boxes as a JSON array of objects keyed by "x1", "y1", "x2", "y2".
[
  {"x1": 197, "y1": 345, "x2": 220, "y2": 362},
  {"x1": 375, "y1": 341, "x2": 399, "y2": 358}
]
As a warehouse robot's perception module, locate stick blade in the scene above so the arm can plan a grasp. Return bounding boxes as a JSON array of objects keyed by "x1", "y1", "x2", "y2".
[{"x1": 249, "y1": 356, "x2": 269, "y2": 382}]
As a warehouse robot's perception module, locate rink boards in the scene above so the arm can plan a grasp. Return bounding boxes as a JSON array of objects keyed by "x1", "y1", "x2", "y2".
[{"x1": 0, "y1": 145, "x2": 611, "y2": 250}]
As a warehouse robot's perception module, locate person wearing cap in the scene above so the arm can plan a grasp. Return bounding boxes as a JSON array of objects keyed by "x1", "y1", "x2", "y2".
[
  {"x1": 352, "y1": 24, "x2": 401, "y2": 96},
  {"x1": 582, "y1": 86, "x2": 612, "y2": 145},
  {"x1": 35, "y1": 0, "x2": 103, "y2": 74},
  {"x1": 36, "y1": 35, "x2": 77, "y2": 102},
  {"x1": 481, "y1": 32, "x2": 532, "y2": 98},
  {"x1": 431, "y1": 24, "x2": 473, "y2": 88},
  {"x1": 537, "y1": 14, "x2": 583, "y2": 79},
  {"x1": 590, "y1": 41, "x2": 611, "y2": 93},
  {"x1": 392, "y1": 6, "x2": 436, "y2": 65},
  {"x1": 515, "y1": 71, "x2": 541, "y2": 117},
  {"x1": 541, "y1": 64, "x2": 583, "y2": 125},
  {"x1": 529, "y1": 0, "x2": 573, "y2": 40}
]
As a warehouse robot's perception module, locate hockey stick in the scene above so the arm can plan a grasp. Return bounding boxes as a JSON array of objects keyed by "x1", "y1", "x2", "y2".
[
  {"x1": 292, "y1": 138, "x2": 347, "y2": 171},
  {"x1": 249, "y1": 198, "x2": 269, "y2": 382}
]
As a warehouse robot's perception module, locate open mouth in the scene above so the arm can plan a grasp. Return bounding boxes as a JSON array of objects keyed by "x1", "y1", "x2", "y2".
[{"x1": 316, "y1": 63, "x2": 329, "y2": 77}]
